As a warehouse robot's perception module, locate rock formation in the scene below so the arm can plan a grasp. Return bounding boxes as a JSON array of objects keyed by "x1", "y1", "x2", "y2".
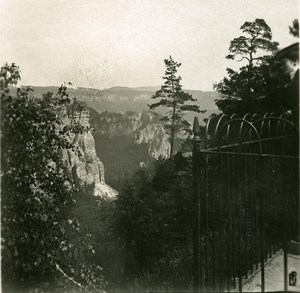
[
  {"x1": 134, "y1": 117, "x2": 171, "y2": 159},
  {"x1": 60, "y1": 101, "x2": 118, "y2": 199},
  {"x1": 90, "y1": 110, "x2": 175, "y2": 159}
]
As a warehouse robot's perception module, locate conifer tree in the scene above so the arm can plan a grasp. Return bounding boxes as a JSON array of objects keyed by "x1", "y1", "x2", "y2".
[
  {"x1": 214, "y1": 19, "x2": 280, "y2": 115},
  {"x1": 149, "y1": 56, "x2": 205, "y2": 157}
]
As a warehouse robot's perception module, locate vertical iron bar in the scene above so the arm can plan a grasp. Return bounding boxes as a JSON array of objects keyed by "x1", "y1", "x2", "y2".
[
  {"x1": 231, "y1": 155, "x2": 236, "y2": 290},
  {"x1": 271, "y1": 128, "x2": 277, "y2": 254},
  {"x1": 218, "y1": 154, "x2": 224, "y2": 291},
  {"x1": 205, "y1": 154, "x2": 209, "y2": 292},
  {"x1": 238, "y1": 165, "x2": 243, "y2": 293},
  {"x1": 226, "y1": 154, "x2": 231, "y2": 292},
  {"x1": 265, "y1": 157, "x2": 270, "y2": 260},
  {"x1": 265, "y1": 157, "x2": 269, "y2": 260},
  {"x1": 203, "y1": 155, "x2": 212, "y2": 292},
  {"x1": 276, "y1": 155, "x2": 283, "y2": 253},
  {"x1": 271, "y1": 139, "x2": 277, "y2": 255},
  {"x1": 283, "y1": 196, "x2": 288, "y2": 292},
  {"x1": 259, "y1": 157, "x2": 265, "y2": 293},
  {"x1": 244, "y1": 156, "x2": 248, "y2": 279},
  {"x1": 284, "y1": 246, "x2": 288, "y2": 292},
  {"x1": 249, "y1": 155, "x2": 254, "y2": 275},
  {"x1": 211, "y1": 155, "x2": 216, "y2": 291},
  {"x1": 283, "y1": 160, "x2": 289, "y2": 292},
  {"x1": 253, "y1": 156, "x2": 258, "y2": 271}
]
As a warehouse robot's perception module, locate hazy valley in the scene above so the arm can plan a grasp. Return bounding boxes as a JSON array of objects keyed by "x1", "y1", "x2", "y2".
[
  {"x1": 26, "y1": 85, "x2": 219, "y2": 189},
  {"x1": 30, "y1": 85, "x2": 220, "y2": 124}
]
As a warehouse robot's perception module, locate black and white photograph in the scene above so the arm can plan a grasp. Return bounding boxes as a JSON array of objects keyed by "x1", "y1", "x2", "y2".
[{"x1": 0, "y1": 0, "x2": 299, "y2": 292}]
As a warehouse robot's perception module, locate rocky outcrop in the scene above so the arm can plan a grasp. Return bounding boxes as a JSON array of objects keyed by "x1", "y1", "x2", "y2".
[
  {"x1": 60, "y1": 101, "x2": 117, "y2": 199},
  {"x1": 135, "y1": 122, "x2": 170, "y2": 159},
  {"x1": 93, "y1": 111, "x2": 144, "y2": 136},
  {"x1": 90, "y1": 110, "x2": 175, "y2": 159}
]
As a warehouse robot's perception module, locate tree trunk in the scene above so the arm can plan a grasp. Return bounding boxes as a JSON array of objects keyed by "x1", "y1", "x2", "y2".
[{"x1": 170, "y1": 82, "x2": 176, "y2": 158}]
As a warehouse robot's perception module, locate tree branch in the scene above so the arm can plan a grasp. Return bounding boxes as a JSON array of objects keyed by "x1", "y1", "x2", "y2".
[
  {"x1": 55, "y1": 263, "x2": 83, "y2": 289},
  {"x1": 236, "y1": 56, "x2": 250, "y2": 62}
]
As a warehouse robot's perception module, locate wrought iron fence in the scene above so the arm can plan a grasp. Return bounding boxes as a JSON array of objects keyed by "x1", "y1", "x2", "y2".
[{"x1": 192, "y1": 113, "x2": 299, "y2": 292}]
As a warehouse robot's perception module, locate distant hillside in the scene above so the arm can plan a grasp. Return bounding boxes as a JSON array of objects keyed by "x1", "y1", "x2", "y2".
[{"x1": 29, "y1": 85, "x2": 220, "y2": 124}]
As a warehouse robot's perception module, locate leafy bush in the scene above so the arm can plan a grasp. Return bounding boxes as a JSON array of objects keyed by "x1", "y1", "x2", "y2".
[{"x1": 1, "y1": 63, "x2": 106, "y2": 292}]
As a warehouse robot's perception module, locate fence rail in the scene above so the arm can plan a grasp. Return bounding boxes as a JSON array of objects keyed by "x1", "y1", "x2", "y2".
[{"x1": 192, "y1": 113, "x2": 299, "y2": 292}]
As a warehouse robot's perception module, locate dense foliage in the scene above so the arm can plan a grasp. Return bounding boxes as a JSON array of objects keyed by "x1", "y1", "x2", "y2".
[
  {"x1": 214, "y1": 19, "x2": 280, "y2": 115},
  {"x1": 113, "y1": 153, "x2": 194, "y2": 291},
  {"x1": 289, "y1": 19, "x2": 299, "y2": 38},
  {"x1": 1, "y1": 64, "x2": 105, "y2": 292},
  {"x1": 3, "y1": 18, "x2": 295, "y2": 293},
  {"x1": 0, "y1": 63, "x2": 197, "y2": 293},
  {"x1": 149, "y1": 56, "x2": 206, "y2": 157}
]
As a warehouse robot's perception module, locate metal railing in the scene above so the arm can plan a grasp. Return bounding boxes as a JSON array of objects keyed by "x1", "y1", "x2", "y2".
[{"x1": 192, "y1": 113, "x2": 299, "y2": 292}]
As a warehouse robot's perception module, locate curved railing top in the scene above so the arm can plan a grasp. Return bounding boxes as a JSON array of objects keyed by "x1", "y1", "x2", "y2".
[{"x1": 193, "y1": 113, "x2": 299, "y2": 155}]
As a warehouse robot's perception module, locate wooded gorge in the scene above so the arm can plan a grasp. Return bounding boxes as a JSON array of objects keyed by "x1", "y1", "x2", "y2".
[{"x1": 1, "y1": 16, "x2": 298, "y2": 293}]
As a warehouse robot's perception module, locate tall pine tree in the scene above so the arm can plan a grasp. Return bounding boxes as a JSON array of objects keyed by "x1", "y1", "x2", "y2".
[
  {"x1": 149, "y1": 56, "x2": 205, "y2": 157},
  {"x1": 214, "y1": 19, "x2": 279, "y2": 114}
]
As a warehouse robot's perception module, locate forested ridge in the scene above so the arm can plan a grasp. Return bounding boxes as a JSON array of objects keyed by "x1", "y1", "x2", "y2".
[{"x1": 1, "y1": 18, "x2": 298, "y2": 292}]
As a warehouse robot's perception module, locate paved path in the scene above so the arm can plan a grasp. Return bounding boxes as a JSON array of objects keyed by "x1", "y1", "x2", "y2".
[{"x1": 241, "y1": 251, "x2": 300, "y2": 292}]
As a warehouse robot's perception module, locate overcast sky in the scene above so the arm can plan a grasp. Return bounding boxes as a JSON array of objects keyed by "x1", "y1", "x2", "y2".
[{"x1": 0, "y1": 0, "x2": 298, "y2": 90}]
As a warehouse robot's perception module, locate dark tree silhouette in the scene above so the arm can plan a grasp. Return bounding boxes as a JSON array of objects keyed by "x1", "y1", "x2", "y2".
[
  {"x1": 289, "y1": 19, "x2": 299, "y2": 37},
  {"x1": 214, "y1": 19, "x2": 279, "y2": 114},
  {"x1": 149, "y1": 56, "x2": 205, "y2": 157}
]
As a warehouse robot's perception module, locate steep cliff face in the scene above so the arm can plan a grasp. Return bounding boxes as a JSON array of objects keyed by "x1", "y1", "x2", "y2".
[
  {"x1": 59, "y1": 102, "x2": 118, "y2": 198},
  {"x1": 94, "y1": 111, "x2": 144, "y2": 136},
  {"x1": 89, "y1": 109, "x2": 191, "y2": 188},
  {"x1": 90, "y1": 110, "x2": 174, "y2": 159},
  {"x1": 134, "y1": 121, "x2": 170, "y2": 159}
]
